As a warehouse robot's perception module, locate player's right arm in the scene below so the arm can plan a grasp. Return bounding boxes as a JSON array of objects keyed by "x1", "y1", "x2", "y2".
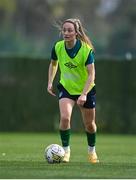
[{"x1": 47, "y1": 59, "x2": 58, "y2": 96}]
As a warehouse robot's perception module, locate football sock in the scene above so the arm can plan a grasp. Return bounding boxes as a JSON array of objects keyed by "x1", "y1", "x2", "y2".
[
  {"x1": 63, "y1": 146, "x2": 70, "y2": 152},
  {"x1": 60, "y1": 129, "x2": 71, "y2": 148},
  {"x1": 88, "y1": 145, "x2": 95, "y2": 153},
  {"x1": 86, "y1": 131, "x2": 96, "y2": 152}
]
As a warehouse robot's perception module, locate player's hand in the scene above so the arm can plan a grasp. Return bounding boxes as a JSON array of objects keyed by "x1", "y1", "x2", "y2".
[
  {"x1": 77, "y1": 94, "x2": 87, "y2": 106},
  {"x1": 47, "y1": 83, "x2": 56, "y2": 96}
]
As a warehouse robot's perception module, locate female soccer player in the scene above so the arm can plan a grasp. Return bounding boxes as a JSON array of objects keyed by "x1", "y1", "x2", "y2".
[{"x1": 47, "y1": 18, "x2": 99, "y2": 163}]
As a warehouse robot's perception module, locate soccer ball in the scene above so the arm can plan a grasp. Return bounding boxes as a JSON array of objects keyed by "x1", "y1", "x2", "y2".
[{"x1": 45, "y1": 144, "x2": 65, "y2": 163}]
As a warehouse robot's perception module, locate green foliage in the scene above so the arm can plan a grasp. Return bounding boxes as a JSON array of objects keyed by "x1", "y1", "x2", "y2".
[
  {"x1": 0, "y1": 133, "x2": 136, "y2": 178},
  {"x1": 0, "y1": 0, "x2": 16, "y2": 13},
  {"x1": 0, "y1": 0, "x2": 135, "y2": 57},
  {"x1": 0, "y1": 30, "x2": 50, "y2": 58}
]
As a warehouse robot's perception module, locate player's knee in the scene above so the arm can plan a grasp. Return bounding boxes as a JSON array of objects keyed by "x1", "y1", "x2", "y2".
[
  {"x1": 86, "y1": 121, "x2": 97, "y2": 133},
  {"x1": 60, "y1": 115, "x2": 70, "y2": 129}
]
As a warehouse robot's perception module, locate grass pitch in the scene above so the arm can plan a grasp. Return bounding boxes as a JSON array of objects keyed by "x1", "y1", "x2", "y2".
[{"x1": 0, "y1": 133, "x2": 136, "y2": 179}]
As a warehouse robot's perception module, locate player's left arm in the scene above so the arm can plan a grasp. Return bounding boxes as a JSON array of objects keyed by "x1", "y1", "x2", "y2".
[
  {"x1": 82, "y1": 49, "x2": 95, "y2": 95},
  {"x1": 82, "y1": 63, "x2": 95, "y2": 95},
  {"x1": 77, "y1": 49, "x2": 95, "y2": 106},
  {"x1": 77, "y1": 63, "x2": 95, "y2": 106}
]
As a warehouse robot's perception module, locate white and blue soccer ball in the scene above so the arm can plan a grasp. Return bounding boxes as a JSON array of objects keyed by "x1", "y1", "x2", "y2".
[{"x1": 45, "y1": 144, "x2": 65, "y2": 163}]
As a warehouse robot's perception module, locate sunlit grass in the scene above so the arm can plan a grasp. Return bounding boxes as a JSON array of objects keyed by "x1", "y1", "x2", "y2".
[{"x1": 0, "y1": 133, "x2": 136, "y2": 178}]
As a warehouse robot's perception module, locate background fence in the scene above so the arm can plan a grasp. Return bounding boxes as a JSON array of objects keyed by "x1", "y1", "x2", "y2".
[{"x1": 0, "y1": 57, "x2": 135, "y2": 134}]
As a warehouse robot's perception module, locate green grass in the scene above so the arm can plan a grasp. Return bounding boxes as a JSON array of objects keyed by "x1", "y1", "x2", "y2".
[{"x1": 0, "y1": 133, "x2": 136, "y2": 179}]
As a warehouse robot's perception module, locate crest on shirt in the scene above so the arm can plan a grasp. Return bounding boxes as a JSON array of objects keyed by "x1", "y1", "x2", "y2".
[{"x1": 64, "y1": 62, "x2": 77, "y2": 69}]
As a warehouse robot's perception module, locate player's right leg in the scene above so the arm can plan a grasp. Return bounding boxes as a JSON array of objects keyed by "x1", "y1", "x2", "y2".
[{"x1": 59, "y1": 97, "x2": 75, "y2": 162}]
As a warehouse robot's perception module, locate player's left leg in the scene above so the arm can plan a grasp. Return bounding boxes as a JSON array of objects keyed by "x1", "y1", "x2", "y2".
[{"x1": 79, "y1": 107, "x2": 99, "y2": 163}]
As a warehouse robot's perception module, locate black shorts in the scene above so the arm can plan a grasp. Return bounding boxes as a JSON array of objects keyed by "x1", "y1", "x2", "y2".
[{"x1": 57, "y1": 83, "x2": 96, "y2": 109}]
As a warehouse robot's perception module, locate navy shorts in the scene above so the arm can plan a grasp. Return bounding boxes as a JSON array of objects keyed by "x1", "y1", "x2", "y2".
[{"x1": 57, "y1": 83, "x2": 96, "y2": 109}]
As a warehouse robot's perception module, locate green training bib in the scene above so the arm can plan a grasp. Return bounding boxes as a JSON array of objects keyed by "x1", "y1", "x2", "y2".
[{"x1": 55, "y1": 40, "x2": 95, "y2": 95}]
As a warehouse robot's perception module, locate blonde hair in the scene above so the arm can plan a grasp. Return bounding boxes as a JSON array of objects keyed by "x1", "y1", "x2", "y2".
[{"x1": 61, "y1": 18, "x2": 94, "y2": 50}]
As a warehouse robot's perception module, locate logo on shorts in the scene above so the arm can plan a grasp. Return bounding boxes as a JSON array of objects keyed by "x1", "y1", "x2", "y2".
[
  {"x1": 64, "y1": 62, "x2": 77, "y2": 69},
  {"x1": 93, "y1": 101, "x2": 95, "y2": 106},
  {"x1": 59, "y1": 91, "x2": 63, "y2": 98}
]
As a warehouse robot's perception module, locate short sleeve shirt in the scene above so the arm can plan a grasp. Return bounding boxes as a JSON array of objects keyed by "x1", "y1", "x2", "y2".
[{"x1": 51, "y1": 39, "x2": 95, "y2": 65}]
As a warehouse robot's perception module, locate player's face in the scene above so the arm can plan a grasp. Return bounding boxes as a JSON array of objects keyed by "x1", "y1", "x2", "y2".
[{"x1": 62, "y1": 22, "x2": 77, "y2": 42}]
